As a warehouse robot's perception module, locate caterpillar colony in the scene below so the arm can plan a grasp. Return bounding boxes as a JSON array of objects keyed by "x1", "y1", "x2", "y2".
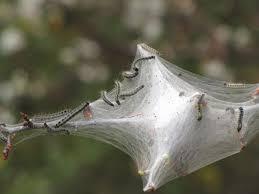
[{"x1": 1, "y1": 44, "x2": 259, "y2": 192}]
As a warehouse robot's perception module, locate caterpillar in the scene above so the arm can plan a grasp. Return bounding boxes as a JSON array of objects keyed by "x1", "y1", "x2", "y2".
[
  {"x1": 132, "y1": 56, "x2": 155, "y2": 71},
  {"x1": 44, "y1": 123, "x2": 70, "y2": 135},
  {"x1": 224, "y1": 82, "x2": 247, "y2": 88},
  {"x1": 237, "y1": 107, "x2": 244, "y2": 132},
  {"x1": 32, "y1": 109, "x2": 71, "y2": 123},
  {"x1": 101, "y1": 91, "x2": 114, "y2": 106},
  {"x1": 197, "y1": 94, "x2": 205, "y2": 121},
  {"x1": 115, "y1": 81, "x2": 121, "y2": 105},
  {"x1": 55, "y1": 102, "x2": 89, "y2": 128},
  {"x1": 140, "y1": 43, "x2": 161, "y2": 55},
  {"x1": 122, "y1": 70, "x2": 138, "y2": 79},
  {"x1": 122, "y1": 56, "x2": 155, "y2": 79},
  {"x1": 120, "y1": 85, "x2": 145, "y2": 99}
]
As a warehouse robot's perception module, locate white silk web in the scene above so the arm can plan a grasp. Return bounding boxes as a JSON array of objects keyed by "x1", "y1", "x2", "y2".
[{"x1": 1, "y1": 44, "x2": 259, "y2": 192}]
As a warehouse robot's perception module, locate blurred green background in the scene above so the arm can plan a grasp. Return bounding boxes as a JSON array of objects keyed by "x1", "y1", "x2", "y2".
[{"x1": 1, "y1": 0, "x2": 259, "y2": 194}]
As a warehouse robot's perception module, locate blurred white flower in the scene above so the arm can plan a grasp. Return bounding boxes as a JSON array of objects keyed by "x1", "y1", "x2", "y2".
[
  {"x1": 124, "y1": 0, "x2": 165, "y2": 41},
  {"x1": 11, "y1": 70, "x2": 29, "y2": 96},
  {"x1": 0, "y1": 82, "x2": 16, "y2": 103},
  {"x1": 59, "y1": 38, "x2": 101, "y2": 66},
  {"x1": 54, "y1": 0, "x2": 78, "y2": 7},
  {"x1": 172, "y1": 0, "x2": 196, "y2": 16},
  {"x1": 59, "y1": 47, "x2": 78, "y2": 66},
  {"x1": 28, "y1": 79, "x2": 47, "y2": 99},
  {"x1": 76, "y1": 64, "x2": 109, "y2": 83},
  {"x1": 214, "y1": 25, "x2": 232, "y2": 44},
  {"x1": 0, "y1": 107, "x2": 15, "y2": 123},
  {"x1": 233, "y1": 27, "x2": 251, "y2": 49},
  {"x1": 142, "y1": 18, "x2": 163, "y2": 42},
  {"x1": 0, "y1": 2, "x2": 14, "y2": 22},
  {"x1": 0, "y1": 27, "x2": 26, "y2": 55},
  {"x1": 0, "y1": 70, "x2": 29, "y2": 104},
  {"x1": 17, "y1": 0, "x2": 43, "y2": 23},
  {"x1": 75, "y1": 38, "x2": 101, "y2": 60}
]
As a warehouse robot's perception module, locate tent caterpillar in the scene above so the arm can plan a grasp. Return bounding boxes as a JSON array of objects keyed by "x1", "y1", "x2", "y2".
[
  {"x1": 133, "y1": 56, "x2": 155, "y2": 71},
  {"x1": 140, "y1": 43, "x2": 160, "y2": 55},
  {"x1": 197, "y1": 94, "x2": 205, "y2": 121},
  {"x1": 101, "y1": 91, "x2": 114, "y2": 106},
  {"x1": 237, "y1": 107, "x2": 244, "y2": 132},
  {"x1": 122, "y1": 70, "x2": 139, "y2": 79},
  {"x1": 32, "y1": 109, "x2": 71, "y2": 123},
  {"x1": 55, "y1": 102, "x2": 89, "y2": 128},
  {"x1": 44, "y1": 123, "x2": 70, "y2": 135},
  {"x1": 120, "y1": 85, "x2": 144, "y2": 99},
  {"x1": 122, "y1": 56, "x2": 154, "y2": 79},
  {"x1": 115, "y1": 81, "x2": 121, "y2": 105},
  {"x1": 224, "y1": 82, "x2": 246, "y2": 88}
]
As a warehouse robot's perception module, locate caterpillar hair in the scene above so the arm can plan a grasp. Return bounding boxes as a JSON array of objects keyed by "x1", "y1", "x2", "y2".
[
  {"x1": 101, "y1": 91, "x2": 114, "y2": 107},
  {"x1": 197, "y1": 94, "x2": 205, "y2": 121},
  {"x1": 120, "y1": 85, "x2": 145, "y2": 99},
  {"x1": 224, "y1": 82, "x2": 247, "y2": 88},
  {"x1": 55, "y1": 102, "x2": 89, "y2": 128},
  {"x1": 115, "y1": 81, "x2": 121, "y2": 105},
  {"x1": 237, "y1": 107, "x2": 244, "y2": 132}
]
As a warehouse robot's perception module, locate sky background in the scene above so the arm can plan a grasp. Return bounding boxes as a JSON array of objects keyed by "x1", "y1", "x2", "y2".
[{"x1": 1, "y1": 0, "x2": 259, "y2": 194}]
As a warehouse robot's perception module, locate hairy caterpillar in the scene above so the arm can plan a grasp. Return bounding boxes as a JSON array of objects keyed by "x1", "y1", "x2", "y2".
[
  {"x1": 122, "y1": 56, "x2": 154, "y2": 79},
  {"x1": 224, "y1": 82, "x2": 247, "y2": 88},
  {"x1": 120, "y1": 85, "x2": 145, "y2": 99},
  {"x1": 115, "y1": 81, "x2": 121, "y2": 105},
  {"x1": 237, "y1": 107, "x2": 244, "y2": 132},
  {"x1": 32, "y1": 109, "x2": 71, "y2": 123},
  {"x1": 44, "y1": 123, "x2": 70, "y2": 135},
  {"x1": 55, "y1": 102, "x2": 89, "y2": 128},
  {"x1": 197, "y1": 94, "x2": 205, "y2": 121},
  {"x1": 140, "y1": 43, "x2": 160, "y2": 55},
  {"x1": 132, "y1": 56, "x2": 155, "y2": 71},
  {"x1": 101, "y1": 91, "x2": 114, "y2": 106},
  {"x1": 122, "y1": 70, "x2": 139, "y2": 79}
]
